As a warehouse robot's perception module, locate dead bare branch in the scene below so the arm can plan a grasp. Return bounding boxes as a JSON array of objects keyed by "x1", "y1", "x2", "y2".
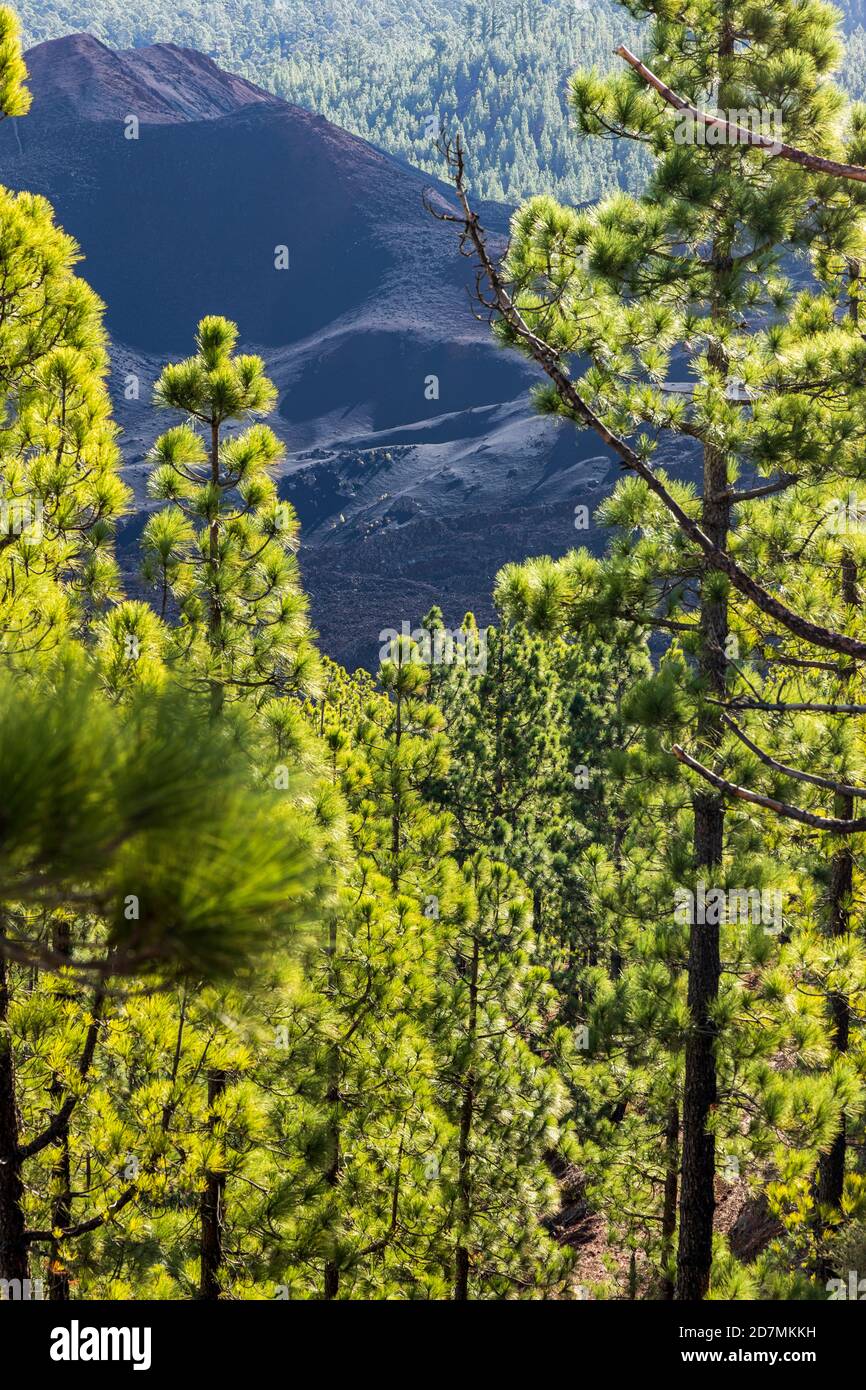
[{"x1": 615, "y1": 45, "x2": 866, "y2": 184}]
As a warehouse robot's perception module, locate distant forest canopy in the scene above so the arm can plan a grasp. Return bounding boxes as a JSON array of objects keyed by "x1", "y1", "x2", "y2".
[{"x1": 17, "y1": 0, "x2": 866, "y2": 204}]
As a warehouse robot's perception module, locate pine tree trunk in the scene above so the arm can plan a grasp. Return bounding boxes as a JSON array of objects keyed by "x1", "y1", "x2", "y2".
[
  {"x1": 199, "y1": 417, "x2": 228, "y2": 1299},
  {"x1": 454, "y1": 934, "x2": 480, "y2": 1301},
  {"x1": 0, "y1": 952, "x2": 28, "y2": 1285},
  {"x1": 818, "y1": 990, "x2": 849, "y2": 1210},
  {"x1": 48, "y1": 921, "x2": 72, "y2": 1300},
  {"x1": 532, "y1": 885, "x2": 543, "y2": 936},
  {"x1": 323, "y1": 1259, "x2": 339, "y2": 1299},
  {"x1": 198, "y1": 1067, "x2": 227, "y2": 1300},
  {"x1": 819, "y1": 786, "x2": 852, "y2": 1211},
  {"x1": 676, "y1": 411, "x2": 729, "y2": 1299},
  {"x1": 673, "y1": 70, "x2": 734, "y2": 1276},
  {"x1": 818, "y1": 551, "x2": 858, "y2": 1212}
]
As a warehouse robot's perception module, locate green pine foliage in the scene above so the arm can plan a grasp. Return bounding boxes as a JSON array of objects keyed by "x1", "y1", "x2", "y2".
[
  {"x1": 478, "y1": 0, "x2": 866, "y2": 1302},
  {"x1": 8, "y1": 0, "x2": 866, "y2": 1306},
  {"x1": 0, "y1": 180, "x2": 128, "y2": 662},
  {"x1": 432, "y1": 851, "x2": 575, "y2": 1298},
  {"x1": 143, "y1": 315, "x2": 319, "y2": 710},
  {"x1": 278, "y1": 641, "x2": 575, "y2": 1298}
]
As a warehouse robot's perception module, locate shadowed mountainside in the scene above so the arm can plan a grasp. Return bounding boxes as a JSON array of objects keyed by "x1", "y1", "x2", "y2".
[{"x1": 0, "y1": 33, "x2": 618, "y2": 668}]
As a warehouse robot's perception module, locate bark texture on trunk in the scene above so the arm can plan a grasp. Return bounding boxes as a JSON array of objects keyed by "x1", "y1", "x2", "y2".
[
  {"x1": 198, "y1": 1067, "x2": 227, "y2": 1300},
  {"x1": 818, "y1": 551, "x2": 858, "y2": 1212},
  {"x1": 676, "y1": 403, "x2": 729, "y2": 1299},
  {"x1": 48, "y1": 921, "x2": 72, "y2": 1300},
  {"x1": 0, "y1": 952, "x2": 28, "y2": 1285}
]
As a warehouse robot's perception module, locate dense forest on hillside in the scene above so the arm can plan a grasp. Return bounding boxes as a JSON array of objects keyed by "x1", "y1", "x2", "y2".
[
  {"x1": 4, "y1": 0, "x2": 866, "y2": 1311},
  {"x1": 13, "y1": 0, "x2": 866, "y2": 202}
]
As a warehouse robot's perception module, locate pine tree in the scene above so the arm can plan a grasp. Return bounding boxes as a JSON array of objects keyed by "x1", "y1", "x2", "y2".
[
  {"x1": 140, "y1": 316, "x2": 330, "y2": 1298},
  {"x1": 433, "y1": 852, "x2": 574, "y2": 1298},
  {"x1": 421, "y1": 612, "x2": 570, "y2": 893},
  {"x1": 143, "y1": 314, "x2": 319, "y2": 715},
  {"x1": 437, "y1": 0, "x2": 866, "y2": 1298},
  {"x1": 366, "y1": 629, "x2": 576, "y2": 1298},
  {"x1": 305, "y1": 642, "x2": 453, "y2": 1298},
  {"x1": 0, "y1": 673, "x2": 322, "y2": 1290},
  {"x1": 0, "y1": 13, "x2": 127, "y2": 668}
]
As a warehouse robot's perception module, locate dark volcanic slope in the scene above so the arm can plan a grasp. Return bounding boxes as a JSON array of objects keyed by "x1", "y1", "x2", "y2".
[{"x1": 0, "y1": 34, "x2": 615, "y2": 669}]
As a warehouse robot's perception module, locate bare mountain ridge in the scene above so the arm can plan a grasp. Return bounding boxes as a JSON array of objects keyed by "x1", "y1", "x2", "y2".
[
  {"x1": 22, "y1": 33, "x2": 284, "y2": 123},
  {"x1": 1, "y1": 34, "x2": 615, "y2": 668}
]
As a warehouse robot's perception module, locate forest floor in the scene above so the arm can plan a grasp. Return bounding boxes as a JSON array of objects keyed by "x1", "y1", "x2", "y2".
[{"x1": 548, "y1": 1162, "x2": 782, "y2": 1298}]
